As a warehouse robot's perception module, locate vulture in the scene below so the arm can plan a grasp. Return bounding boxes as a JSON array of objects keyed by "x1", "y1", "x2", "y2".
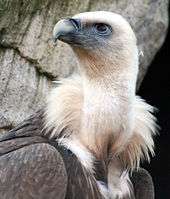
[{"x1": 0, "y1": 11, "x2": 157, "y2": 199}]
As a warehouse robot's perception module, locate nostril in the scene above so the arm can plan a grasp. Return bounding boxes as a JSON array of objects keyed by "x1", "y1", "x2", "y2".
[{"x1": 68, "y1": 18, "x2": 81, "y2": 30}]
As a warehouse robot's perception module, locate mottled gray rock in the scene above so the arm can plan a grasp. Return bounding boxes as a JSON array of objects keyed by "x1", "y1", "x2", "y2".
[
  {"x1": 0, "y1": 48, "x2": 51, "y2": 127},
  {"x1": 0, "y1": 0, "x2": 169, "y2": 129}
]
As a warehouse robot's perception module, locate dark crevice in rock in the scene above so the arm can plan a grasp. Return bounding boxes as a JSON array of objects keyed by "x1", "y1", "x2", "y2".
[
  {"x1": 0, "y1": 126, "x2": 13, "y2": 131},
  {"x1": 0, "y1": 43, "x2": 55, "y2": 80}
]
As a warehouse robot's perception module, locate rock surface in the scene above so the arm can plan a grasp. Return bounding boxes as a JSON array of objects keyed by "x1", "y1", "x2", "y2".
[{"x1": 0, "y1": 0, "x2": 169, "y2": 130}]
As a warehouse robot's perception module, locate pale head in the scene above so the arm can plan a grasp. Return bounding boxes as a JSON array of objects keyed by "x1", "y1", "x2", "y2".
[{"x1": 53, "y1": 11, "x2": 138, "y2": 81}]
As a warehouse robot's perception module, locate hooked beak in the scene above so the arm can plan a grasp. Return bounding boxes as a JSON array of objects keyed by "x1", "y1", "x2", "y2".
[{"x1": 53, "y1": 18, "x2": 81, "y2": 45}]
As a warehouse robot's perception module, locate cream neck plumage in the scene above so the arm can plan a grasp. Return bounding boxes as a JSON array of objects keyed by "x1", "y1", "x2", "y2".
[{"x1": 72, "y1": 44, "x2": 138, "y2": 157}]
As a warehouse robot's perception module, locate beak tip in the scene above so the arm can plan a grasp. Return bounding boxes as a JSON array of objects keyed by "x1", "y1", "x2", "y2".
[{"x1": 52, "y1": 18, "x2": 79, "y2": 46}]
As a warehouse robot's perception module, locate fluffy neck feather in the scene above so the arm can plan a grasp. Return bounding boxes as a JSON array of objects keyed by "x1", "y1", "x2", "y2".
[
  {"x1": 45, "y1": 39, "x2": 156, "y2": 199},
  {"x1": 73, "y1": 47, "x2": 139, "y2": 157}
]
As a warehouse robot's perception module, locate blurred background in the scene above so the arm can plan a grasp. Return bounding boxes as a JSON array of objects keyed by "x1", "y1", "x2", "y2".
[
  {"x1": 139, "y1": 10, "x2": 170, "y2": 198},
  {"x1": 0, "y1": 1, "x2": 169, "y2": 198}
]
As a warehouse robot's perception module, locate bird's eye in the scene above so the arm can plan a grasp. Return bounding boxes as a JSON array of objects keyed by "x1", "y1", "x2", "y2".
[{"x1": 94, "y1": 23, "x2": 112, "y2": 35}]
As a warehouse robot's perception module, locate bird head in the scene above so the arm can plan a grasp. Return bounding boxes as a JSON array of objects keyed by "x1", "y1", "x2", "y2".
[{"x1": 53, "y1": 11, "x2": 138, "y2": 81}]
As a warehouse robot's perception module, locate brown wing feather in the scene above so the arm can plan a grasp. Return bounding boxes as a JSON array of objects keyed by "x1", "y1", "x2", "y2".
[{"x1": 0, "y1": 109, "x2": 104, "y2": 199}]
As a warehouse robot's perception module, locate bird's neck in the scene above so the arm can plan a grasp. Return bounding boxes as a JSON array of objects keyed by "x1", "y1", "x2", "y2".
[{"x1": 75, "y1": 49, "x2": 138, "y2": 158}]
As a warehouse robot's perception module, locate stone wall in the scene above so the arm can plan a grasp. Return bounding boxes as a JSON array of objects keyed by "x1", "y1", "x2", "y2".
[{"x1": 0, "y1": 0, "x2": 169, "y2": 131}]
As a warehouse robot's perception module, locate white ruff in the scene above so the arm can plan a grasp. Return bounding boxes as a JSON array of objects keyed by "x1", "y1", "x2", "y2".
[{"x1": 57, "y1": 137, "x2": 95, "y2": 173}]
